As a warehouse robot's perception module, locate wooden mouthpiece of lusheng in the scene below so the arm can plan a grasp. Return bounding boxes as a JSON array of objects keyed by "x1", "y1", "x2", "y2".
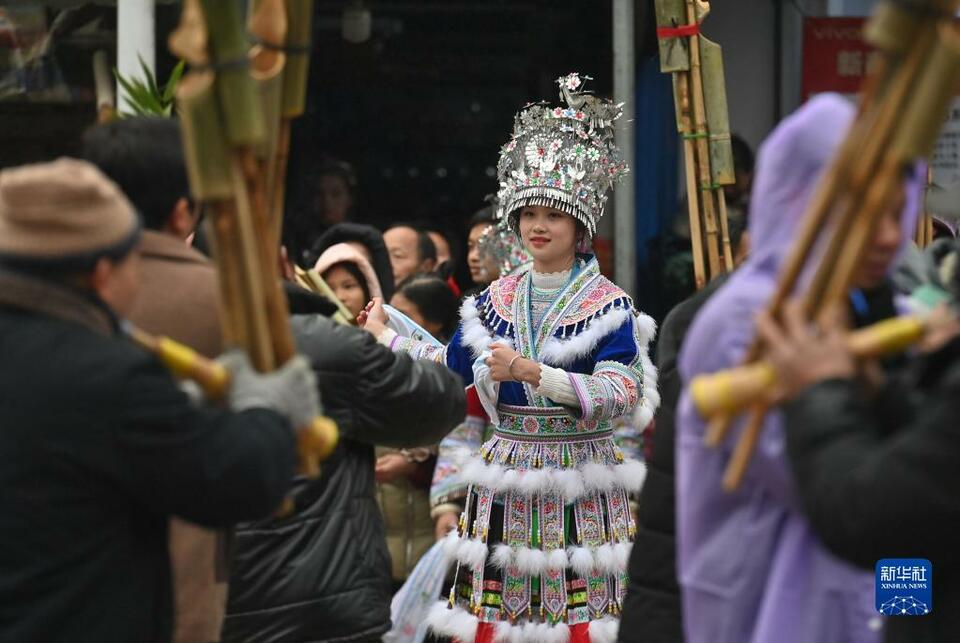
[
  {"x1": 890, "y1": 23, "x2": 960, "y2": 161},
  {"x1": 200, "y1": 0, "x2": 265, "y2": 147},
  {"x1": 693, "y1": 316, "x2": 925, "y2": 419},
  {"x1": 847, "y1": 315, "x2": 926, "y2": 358},
  {"x1": 691, "y1": 363, "x2": 777, "y2": 419},
  {"x1": 298, "y1": 416, "x2": 340, "y2": 478},
  {"x1": 127, "y1": 325, "x2": 230, "y2": 400},
  {"x1": 281, "y1": 0, "x2": 314, "y2": 118},
  {"x1": 155, "y1": 337, "x2": 230, "y2": 400}
]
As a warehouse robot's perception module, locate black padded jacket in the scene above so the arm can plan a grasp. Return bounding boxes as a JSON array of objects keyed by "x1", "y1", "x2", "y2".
[{"x1": 222, "y1": 315, "x2": 466, "y2": 642}]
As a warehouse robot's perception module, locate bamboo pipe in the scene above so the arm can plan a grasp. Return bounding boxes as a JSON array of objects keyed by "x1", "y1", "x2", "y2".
[
  {"x1": 249, "y1": 0, "x2": 287, "y2": 193},
  {"x1": 721, "y1": 405, "x2": 765, "y2": 492},
  {"x1": 236, "y1": 148, "x2": 296, "y2": 360},
  {"x1": 207, "y1": 204, "x2": 250, "y2": 348},
  {"x1": 269, "y1": 0, "x2": 315, "y2": 248},
  {"x1": 685, "y1": 0, "x2": 723, "y2": 279},
  {"x1": 226, "y1": 156, "x2": 276, "y2": 371},
  {"x1": 691, "y1": 314, "x2": 927, "y2": 418},
  {"x1": 235, "y1": 148, "x2": 338, "y2": 477},
  {"x1": 269, "y1": 119, "x2": 293, "y2": 249},
  {"x1": 717, "y1": 190, "x2": 734, "y2": 270},
  {"x1": 677, "y1": 72, "x2": 708, "y2": 290}
]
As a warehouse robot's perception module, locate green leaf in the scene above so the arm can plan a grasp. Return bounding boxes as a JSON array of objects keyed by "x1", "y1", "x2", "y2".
[
  {"x1": 162, "y1": 60, "x2": 186, "y2": 103},
  {"x1": 114, "y1": 59, "x2": 183, "y2": 118},
  {"x1": 138, "y1": 55, "x2": 159, "y2": 94}
]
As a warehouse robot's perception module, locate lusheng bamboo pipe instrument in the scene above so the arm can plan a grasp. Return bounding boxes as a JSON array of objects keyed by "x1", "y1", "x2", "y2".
[
  {"x1": 698, "y1": 1, "x2": 960, "y2": 492},
  {"x1": 655, "y1": 0, "x2": 735, "y2": 289},
  {"x1": 690, "y1": 314, "x2": 927, "y2": 418},
  {"x1": 171, "y1": 0, "x2": 337, "y2": 484}
]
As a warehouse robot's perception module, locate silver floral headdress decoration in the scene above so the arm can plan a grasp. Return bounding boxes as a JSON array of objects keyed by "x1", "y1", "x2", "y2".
[
  {"x1": 476, "y1": 220, "x2": 533, "y2": 277},
  {"x1": 495, "y1": 72, "x2": 629, "y2": 238}
]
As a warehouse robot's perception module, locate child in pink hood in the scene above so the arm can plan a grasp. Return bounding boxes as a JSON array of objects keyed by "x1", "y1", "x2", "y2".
[{"x1": 314, "y1": 242, "x2": 383, "y2": 321}]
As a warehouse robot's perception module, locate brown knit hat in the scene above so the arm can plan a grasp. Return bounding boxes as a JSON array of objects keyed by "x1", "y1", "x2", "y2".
[{"x1": 0, "y1": 158, "x2": 140, "y2": 269}]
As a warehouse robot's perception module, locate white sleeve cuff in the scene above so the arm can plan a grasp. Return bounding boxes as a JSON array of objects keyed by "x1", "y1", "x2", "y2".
[
  {"x1": 536, "y1": 364, "x2": 581, "y2": 409},
  {"x1": 377, "y1": 328, "x2": 398, "y2": 348}
]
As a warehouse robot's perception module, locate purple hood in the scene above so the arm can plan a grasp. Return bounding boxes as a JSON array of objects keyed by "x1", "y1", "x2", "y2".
[{"x1": 675, "y1": 93, "x2": 924, "y2": 643}]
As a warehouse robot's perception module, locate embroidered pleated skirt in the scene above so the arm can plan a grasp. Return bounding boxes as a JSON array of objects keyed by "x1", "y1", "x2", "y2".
[{"x1": 427, "y1": 404, "x2": 644, "y2": 643}]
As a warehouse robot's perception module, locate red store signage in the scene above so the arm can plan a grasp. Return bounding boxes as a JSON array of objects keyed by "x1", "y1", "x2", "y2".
[{"x1": 801, "y1": 17, "x2": 874, "y2": 101}]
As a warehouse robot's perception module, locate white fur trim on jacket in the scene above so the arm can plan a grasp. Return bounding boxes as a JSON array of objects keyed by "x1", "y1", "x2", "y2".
[
  {"x1": 444, "y1": 533, "x2": 489, "y2": 569},
  {"x1": 460, "y1": 296, "x2": 512, "y2": 358},
  {"x1": 428, "y1": 601, "x2": 619, "y2": 643},
  {"x1": 539, "y1": 308, "x2": 633, "y2": 367},
  {"x1": 494, "y1": 619, "x2": 571, "y2": 643},
  {"x1": 588, "y1": 617, "x2": 621, "y2": 643},
  {"x1": 487, "y1": 542, "x2": 632, "y2": 576},
  {"x1": 427, "y1": 602, "x2": 479, "y2": 643},
  {"x1": 634, "y1": 314, "x2": 660, "y2": 431},
  {"x1": 460, "y1": 456, "x2": 647, "y2": 500},
  {"x1": 634, "y1": 312, "x2": 657, "y2": 349}
]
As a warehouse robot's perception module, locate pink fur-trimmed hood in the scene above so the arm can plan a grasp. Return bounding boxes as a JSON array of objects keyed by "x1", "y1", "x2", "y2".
[{"x1": 314, "y1": 242, "x2": 383, "y2": 300}]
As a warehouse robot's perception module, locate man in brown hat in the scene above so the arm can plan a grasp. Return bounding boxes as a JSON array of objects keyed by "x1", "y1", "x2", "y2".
[
  {"x1": 0, "y1": 158, "x2": 319, "y2": 643},
  {"x1": 81, "y1": 116, "x2": 228, "y2": 643}
]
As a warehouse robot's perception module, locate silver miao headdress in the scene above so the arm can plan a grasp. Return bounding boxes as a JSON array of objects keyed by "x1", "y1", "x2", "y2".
[
  {"x1": 476, "y1": 219, "x2": 533, "y2": 277},
  {"x1": 496, "y1": 72, "x2": 629, "y2": 238}
]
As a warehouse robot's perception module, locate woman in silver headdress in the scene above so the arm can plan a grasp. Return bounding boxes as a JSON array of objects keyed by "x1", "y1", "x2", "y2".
[{"x1": 362, "y1": 73, "x2": 658, "y2": 643}]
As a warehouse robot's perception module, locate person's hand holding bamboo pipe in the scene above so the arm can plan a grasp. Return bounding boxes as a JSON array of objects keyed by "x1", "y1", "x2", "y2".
[
  {"x1": 690, "y1": 305, "x2": 930, "y2": 418},
  {"x1": 754, "y1": 301, "x2": 856, "y2": 401},
  {"x1": 218, "y1": 351, "x2": 337, "y2": 470},
  {"x1": 126, "y1": 324, "x2": 338, "y2": 470}
]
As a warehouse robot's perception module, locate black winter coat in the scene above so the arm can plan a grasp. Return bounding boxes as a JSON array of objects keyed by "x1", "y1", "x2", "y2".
[
  {"x1": 0, "y1": 285, "x2": 296, "y2": 643},
  {"x1": 784, "y1": 336, "x2": 960, "y2": 643},
  {"x1": 222, "y1": 314, "x2": 466, "y2": 643},
  {"x1": 619, "y1": 275, "x2": 727, "y2": 643}
]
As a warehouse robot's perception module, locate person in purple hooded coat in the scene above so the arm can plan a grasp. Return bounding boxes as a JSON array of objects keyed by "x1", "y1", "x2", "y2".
[{"x1": 674, "y1": 93, "x2": 924, "y2": 643}]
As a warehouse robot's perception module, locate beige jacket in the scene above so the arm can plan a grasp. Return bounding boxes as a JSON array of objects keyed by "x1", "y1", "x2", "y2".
[{"x1": 129, "y1": 230, "x2": 226, "y2": 643}]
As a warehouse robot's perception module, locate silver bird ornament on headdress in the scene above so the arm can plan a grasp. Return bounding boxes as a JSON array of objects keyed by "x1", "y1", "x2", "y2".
[{"x1": 496, "y1": 72, "x2": 629, "y2": 238}]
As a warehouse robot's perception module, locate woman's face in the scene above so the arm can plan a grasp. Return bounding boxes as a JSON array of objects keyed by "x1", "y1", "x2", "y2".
[
  {"x1": 466, "y1": 223, "x2": 499, "y2": 285},
  {"x1": 323, "y1": 264, "x2": 367, "y2": 318},
  {"x1": 517, "y1": 205, "x2": 578, "y2": 268}
]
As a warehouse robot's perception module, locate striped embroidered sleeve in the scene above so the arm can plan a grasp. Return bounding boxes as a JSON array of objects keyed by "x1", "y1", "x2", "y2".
[
  {"x1": 385, "y1": 321, "x2": 478, "y2": 387},
  {"x1": 566, "y1": 315, "x2": 656, "y2": 424}
]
